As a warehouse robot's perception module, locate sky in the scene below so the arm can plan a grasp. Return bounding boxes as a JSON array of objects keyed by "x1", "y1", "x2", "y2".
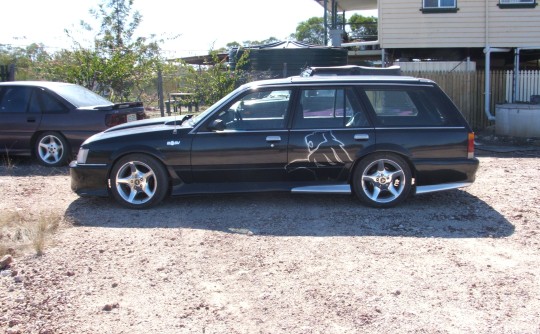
[{"x1": 0, "y1": 0, "x2": 376, "y2": 58}]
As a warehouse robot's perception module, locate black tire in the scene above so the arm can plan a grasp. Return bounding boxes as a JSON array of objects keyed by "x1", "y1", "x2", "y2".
[
  {"x1": 110, "y1": 154, "x2": 169, "y2": 209},
  {"x1": 34, "y1": 132, "x2": 70, "y2": 167},
  {"x1": 352, "y1": 153, "x2": 412, "y2": 208}
]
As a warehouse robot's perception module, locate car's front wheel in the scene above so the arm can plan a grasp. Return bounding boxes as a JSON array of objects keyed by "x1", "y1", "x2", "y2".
[
  {"x1": 110, "y1": 154, "x2": 169, "y2": 209},
  {"x1": 353, "y1": 153, "x2": 412, "y2": 208},
  {"x1": 35, "y1": 132, "x2": 70, "y2": 167}
]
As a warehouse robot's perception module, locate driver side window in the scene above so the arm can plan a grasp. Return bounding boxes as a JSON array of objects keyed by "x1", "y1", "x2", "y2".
[{"x1": 206, "y1": 89, "x2": 291, "y2": 131}]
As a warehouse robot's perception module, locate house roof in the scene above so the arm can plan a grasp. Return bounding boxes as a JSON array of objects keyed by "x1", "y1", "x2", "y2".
[{"x1": 312, "y1": 0, "x2": 377, "y2": 12}]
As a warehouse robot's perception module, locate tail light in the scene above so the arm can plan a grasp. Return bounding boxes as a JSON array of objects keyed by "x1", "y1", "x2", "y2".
[
  {"x1": 105, "y1": 114, "x2": 127, "y2": 127},
  {"x1": 467, "y1": 132, "x2": 475, "y2": 159},
  {"x1": 105, "y1": 112, "x2": 146, "y2": 127}
]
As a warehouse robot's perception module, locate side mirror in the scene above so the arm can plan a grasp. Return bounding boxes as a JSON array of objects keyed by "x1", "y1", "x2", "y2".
[{"x1": 208, "y1": 119, "x2": 226, "y2": 131}]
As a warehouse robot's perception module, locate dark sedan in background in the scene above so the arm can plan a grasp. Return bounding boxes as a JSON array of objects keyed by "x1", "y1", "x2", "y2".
[
  {"x1": 0, "y1": 81, "x2": 146, "y2": 166},
  {"x1": 71, "y1": 68, "x2": 479, "y2": 209}
]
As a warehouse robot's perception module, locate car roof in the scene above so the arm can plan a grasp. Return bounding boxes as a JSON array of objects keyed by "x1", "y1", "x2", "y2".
[
  {"x1": 0, "y1": 81, "x2": 76, "y2": 89},
  {"x1": 243, "y1": 75, "x2": 434, "y2": 89}
]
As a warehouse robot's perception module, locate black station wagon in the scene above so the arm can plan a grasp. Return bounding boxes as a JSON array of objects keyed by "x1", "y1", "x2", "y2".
[{"x1": 70, "y1": 69, "x2": 479, "y2": 209}]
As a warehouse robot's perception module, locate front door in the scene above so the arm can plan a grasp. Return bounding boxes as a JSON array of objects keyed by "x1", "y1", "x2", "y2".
[
  {"x1": 191, "y1": 89, "x2": 292, "y2": 183},
  {"x1": 0, "y1": 86, "x2": 41, "y2": 154}
]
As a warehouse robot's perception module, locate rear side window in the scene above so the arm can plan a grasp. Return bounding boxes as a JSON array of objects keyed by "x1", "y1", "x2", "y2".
[
  {"x1": 362, "y1": 86, "x2": 461, "y2": 127},
  {"x1": 0, "y1": 87, "x2": 32, "y2": 113},
  {"x1": 293, "y1": 88, "x2": 370, "y2": 129},
  {"x1": 29, "y1": 89, "x2": 68, "y2": 114}
]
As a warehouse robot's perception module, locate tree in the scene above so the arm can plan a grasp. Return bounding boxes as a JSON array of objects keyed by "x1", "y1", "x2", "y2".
[
  {"x1": 59, "y1": 0, "x2": 162, "y2": 102},
  {"x1": 348, "y1": 14, "x2": 378, "y2": 41},
  {"x1": 294, "y1": 17, "x2": 326, "y2": 45},
  {"x1": 180, "y1": 50, "x2": 250, "y2": 106}
]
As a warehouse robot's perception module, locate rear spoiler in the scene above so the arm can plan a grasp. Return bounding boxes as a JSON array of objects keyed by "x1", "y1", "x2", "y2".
[{"x1": 93, "y1": 101, "x2": 144, "y2": 111}]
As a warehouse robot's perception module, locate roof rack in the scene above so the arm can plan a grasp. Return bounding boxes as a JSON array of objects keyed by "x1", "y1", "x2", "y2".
[{"x1": 301, "y1": 65, "x2": 402, "y2": 77}]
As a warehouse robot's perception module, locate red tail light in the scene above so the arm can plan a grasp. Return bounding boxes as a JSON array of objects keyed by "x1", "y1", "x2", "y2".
[
  {"x1": 105, "y1": 114, "x2": 127, "y2": 127},
  {"x1": 467, "y1": 132, "x2": 475, "y2": 159}
]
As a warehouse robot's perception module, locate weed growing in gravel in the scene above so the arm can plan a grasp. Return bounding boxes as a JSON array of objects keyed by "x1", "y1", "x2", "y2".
[
  {"x1": 0, "y1": 210, "x2": 61, "y2": 257},
  {"x1": 2, "y1": 149, "x2": 15, "y2": 171}
]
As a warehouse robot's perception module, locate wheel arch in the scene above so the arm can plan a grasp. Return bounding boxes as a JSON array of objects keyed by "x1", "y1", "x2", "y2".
[{"x1": 106, "y1": 147, "x2": 180, "y2": 193}]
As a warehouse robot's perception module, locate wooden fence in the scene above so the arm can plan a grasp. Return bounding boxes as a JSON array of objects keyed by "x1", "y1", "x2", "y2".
[{"x1": 403, "y1": 71, "x2": 508, "y2": 130}]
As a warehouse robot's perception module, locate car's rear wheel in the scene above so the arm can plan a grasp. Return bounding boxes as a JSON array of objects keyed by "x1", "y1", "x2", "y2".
[
  {"x1": 35, "y1": 132, "x2": 70, "y2": 167},
  {"x1": 353, "y1": 153, "x2": 412, "y2": 208},
  {"x1": 110, "y1": 154, "x2": 169, "y2": 209}
]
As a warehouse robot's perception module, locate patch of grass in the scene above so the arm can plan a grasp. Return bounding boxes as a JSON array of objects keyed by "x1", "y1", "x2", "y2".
[
  {"x1": 2, "y1": 150, "x2": 15, "y2": 171},
  {"x1": 0, "y1": 210, "x2": 62, "y2": 257}
]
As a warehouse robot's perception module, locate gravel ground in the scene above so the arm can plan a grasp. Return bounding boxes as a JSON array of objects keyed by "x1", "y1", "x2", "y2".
[{"x1": 0, "y1": 140, "x2": 539, "y2": 334}]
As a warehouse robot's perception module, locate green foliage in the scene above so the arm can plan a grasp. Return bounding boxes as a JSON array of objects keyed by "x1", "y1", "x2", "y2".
[
  {"x1": 294, "y1": 17, "x2": 326, "y2": 45},
  {"x1": 180, "y1": 50, "x2": 250, "y2": 106},
  {"x1": 348, "y1": 14, "x2": 378, "y2": 41}
]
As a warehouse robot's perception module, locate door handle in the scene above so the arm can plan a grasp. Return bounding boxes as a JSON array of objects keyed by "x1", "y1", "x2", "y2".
[
  {"x1": 354, "y1": 134, "x2": 369, "y2": 141},
  {"x1": 266, "y1": 136, "x2": 281, "y2": 143},
  {"x1": 27, "y1": 117, "x2": 36, "y2": 123}
]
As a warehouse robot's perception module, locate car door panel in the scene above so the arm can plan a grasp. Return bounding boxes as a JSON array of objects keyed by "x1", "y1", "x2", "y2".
[{"x1": 0, "y1": 86, "x2": 41, "y2": 153}]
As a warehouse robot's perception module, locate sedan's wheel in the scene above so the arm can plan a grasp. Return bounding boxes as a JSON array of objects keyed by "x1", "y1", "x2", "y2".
[
  {"x1": 110, "y1": 154, "x2": 168, "y2": 209},
  {"x1": 353, "y1": 153, "x2": 412, "y2": 208},
  {"x1": 35, "y1": 132, "x2": 69, "y2": 167}
]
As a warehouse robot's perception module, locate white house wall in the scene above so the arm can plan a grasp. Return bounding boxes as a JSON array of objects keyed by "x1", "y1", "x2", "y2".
[{"x1": 379, "y1": 0, "x2": 540, "y2": 48}]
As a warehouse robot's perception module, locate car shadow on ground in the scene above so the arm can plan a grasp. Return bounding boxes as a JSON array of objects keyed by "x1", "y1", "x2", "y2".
[{"x1": 65, "y1": 189, "x2": 514, "y2": 239}]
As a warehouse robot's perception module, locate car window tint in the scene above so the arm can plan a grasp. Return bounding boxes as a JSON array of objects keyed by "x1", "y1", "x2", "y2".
[
  {"x1": 0, "y1": 87, "x2": 32, "y2": 113},
  {"x1": 293, "y1": 88, "x2": 369, "y2": 129},
  {"x1": 30, "y1": 89, "x2": 68, "y2": 113},
  {"x1": 208, "y1": 89, "x2": 291, "y2": 131},
  {"x1": 364, "y1": 87, "x2": 454, "y2": 127}
]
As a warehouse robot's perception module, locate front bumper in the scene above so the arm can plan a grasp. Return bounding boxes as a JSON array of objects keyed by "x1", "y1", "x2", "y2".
[{"x1": 69, "y1": 161, "x2": 110, "y2": 197}]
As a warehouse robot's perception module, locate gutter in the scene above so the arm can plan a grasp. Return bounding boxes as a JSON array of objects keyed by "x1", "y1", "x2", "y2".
[{"x1": 341, "y1": 40, "x2": 380, "y2": 47}]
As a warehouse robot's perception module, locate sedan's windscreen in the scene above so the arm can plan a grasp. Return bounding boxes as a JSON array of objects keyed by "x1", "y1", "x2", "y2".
[{"x1": 53, "y1": 84, "x2": 113, "y2": 108}]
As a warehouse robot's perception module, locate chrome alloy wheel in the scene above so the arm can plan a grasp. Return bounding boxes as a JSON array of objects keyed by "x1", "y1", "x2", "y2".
[
  {"x1": 361, "y1": 158, "x2": 406, "y2": 204},
  {"x1": 37, "y1": 134, "x2": 65, "y2": 165},
  {"x1": 115, "y1": 161, "x2": 158, "y2": 205}
]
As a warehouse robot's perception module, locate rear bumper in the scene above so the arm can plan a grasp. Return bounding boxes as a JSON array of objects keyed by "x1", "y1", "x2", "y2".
[
  {"x1": 414, "y1": 158, "x2": 479, "y2": 186},
  {"x1": 69, "y1": 161, "x2": 109, "y2": 197}
]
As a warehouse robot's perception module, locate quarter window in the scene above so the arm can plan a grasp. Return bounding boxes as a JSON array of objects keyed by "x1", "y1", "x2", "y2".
[{"x1": 363, "y1": 87, "x2": 460, "y2": 127}]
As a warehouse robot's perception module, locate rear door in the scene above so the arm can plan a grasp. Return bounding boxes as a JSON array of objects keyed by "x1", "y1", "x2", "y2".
[
  {"x1": 287, "y1": 86, "x2": 375, "y2": 182},
  {"x1": 0, "y1": 86, "x2": 41, "y2": 154}
]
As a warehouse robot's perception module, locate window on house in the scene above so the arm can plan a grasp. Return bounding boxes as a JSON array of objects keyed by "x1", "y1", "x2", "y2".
[
  {"x1": 498, "y1": 0, "x2": 537, "y2": 8},
  {"x1": 422, "y1": 0, "x2": 459, "y2": 13}
]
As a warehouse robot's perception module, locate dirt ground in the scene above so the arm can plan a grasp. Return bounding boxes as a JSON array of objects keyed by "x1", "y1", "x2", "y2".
[{"x1": 1, "y1": 138, "x2": 539, "y2": 334}]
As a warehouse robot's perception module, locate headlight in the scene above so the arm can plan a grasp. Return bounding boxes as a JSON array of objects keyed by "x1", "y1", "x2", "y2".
[{"x1": 76, "y1": 148, "x2": 89, "y2": 164}]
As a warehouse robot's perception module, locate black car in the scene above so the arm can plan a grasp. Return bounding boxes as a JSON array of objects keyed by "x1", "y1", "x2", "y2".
[
  {"x1": 0, "y1": 81, "x2": 146, "y2": 166},
  {"x1": 70, "y1": 72, "x2": 479, "y2": 209}
]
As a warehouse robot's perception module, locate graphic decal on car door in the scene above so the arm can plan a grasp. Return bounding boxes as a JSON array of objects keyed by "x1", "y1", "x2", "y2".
[{"x1": 286, "y1": 131, "x2": 352, "y2": 178}]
